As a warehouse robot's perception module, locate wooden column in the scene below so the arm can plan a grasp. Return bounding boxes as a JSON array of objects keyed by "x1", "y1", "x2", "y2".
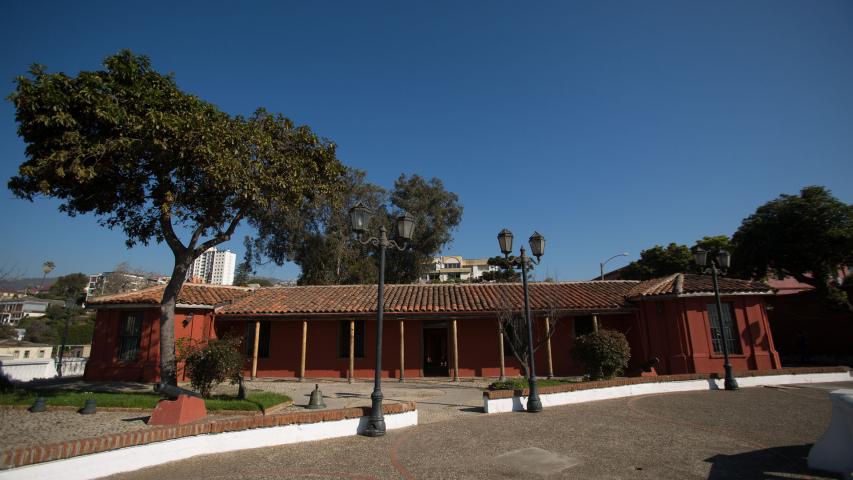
[
  {"x1": 545, "y1": 317, "x2": 554, "y2": 379},
  {"x1": 592, "y1": 314, "x2": 600, "y2": 332},
  {"x1": 348, "y1": 319, "x2": 355, "y2": 384},
  {"x1": 451, "y1": 319, "x2": 459, "y2": 382},
  {"x1": 299, "y1": 320, "x2": 307, "y2": 381},
  {"x1": 498, "y1": 324, "x2": 506, "y2": 381},
  {"x1": 251, "y1": 320, "x2": 260, "y2": 379},
  {"x1": 399, "y1": 320, "x2": 405, "y2": 382}
]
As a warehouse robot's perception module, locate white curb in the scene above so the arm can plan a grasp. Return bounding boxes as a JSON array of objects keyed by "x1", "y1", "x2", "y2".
[
  {"x1": 484, "y1": 372, "x2": 852, "y2": 413},
  {"x1": 0, "y1": 410, "x2": 418, "y2": 480}
]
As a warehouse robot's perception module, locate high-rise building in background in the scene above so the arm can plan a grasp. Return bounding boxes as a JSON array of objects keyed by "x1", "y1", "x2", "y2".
[{"x1": 188, "y1": 247, "x2": 236, "y2": 285}]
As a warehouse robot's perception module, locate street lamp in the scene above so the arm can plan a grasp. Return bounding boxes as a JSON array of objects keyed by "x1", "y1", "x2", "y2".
[
  {"x1": 599, "y1": 252, "x2": 629, "y2": 281},
  {"x1": 349, "y1": 203, "x2": 414, "y2": 437},
  {"x1": 692, "y1": 247, "x2": 738, "y2": 391},
  {"x1": 496, "y1": 228, "x2": 545, "y2": 413}
]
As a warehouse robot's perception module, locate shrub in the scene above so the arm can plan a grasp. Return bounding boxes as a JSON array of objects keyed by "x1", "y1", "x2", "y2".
[
  {"x1": 177, "y1": 337, "x2": 243, "y2": 398},
  {"x1": 572, "y1": 329, "x2": 631, "y2": 380}
]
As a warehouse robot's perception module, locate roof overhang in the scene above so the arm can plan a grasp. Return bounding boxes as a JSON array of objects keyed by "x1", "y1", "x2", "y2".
[
  {"x1": 86, "y1": 303, "x2": 216, "y2": 310},
  {"x1": 628, "y1": 291, "x2": 775, "y2": 301},
  {"x1": 215, "y1": 307, "x2": 637, "y2": 320}
]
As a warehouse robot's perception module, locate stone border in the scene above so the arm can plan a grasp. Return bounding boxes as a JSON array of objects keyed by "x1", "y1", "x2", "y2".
[
  {"x1": 483, "y1": 367, "x2": 851, "y2": 413},
  {"x1": 0, "y1": 400, "x2": 293, "y2": 416},
  {"x1": 0, "y1": 402, "x2": 416, "y2": 473}
]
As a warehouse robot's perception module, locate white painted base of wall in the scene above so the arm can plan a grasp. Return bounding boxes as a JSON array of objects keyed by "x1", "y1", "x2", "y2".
[
  {"x1": 0, "y1": 410, "x2": 418, "y2": 480},
  {"x1": 483, "y1": 372, "x2": 853, "y2": 413}
]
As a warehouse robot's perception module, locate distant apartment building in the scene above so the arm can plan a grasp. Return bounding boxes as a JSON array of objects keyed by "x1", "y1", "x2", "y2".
[
  {"x1": 0, "y1": 297, "x2": 61, "y2": 326},
  {"x1": 421, "y1": 256, "x2": 498, "y2": 283},
  {"x1": 87, "y1": 272, "x2": 147, "y2": 299},
  {"x1": 188, "y1": 247, "x2": 236, "y2": 285},
  {"x1": 0, "y1": 339, "x2": 53, "y2": 360}
]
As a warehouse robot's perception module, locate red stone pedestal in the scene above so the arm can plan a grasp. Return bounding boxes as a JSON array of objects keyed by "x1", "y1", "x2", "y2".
[
  {"x1": 640, "y1": 367, "x2": 658, "y2": 377},
  {"x1": 148, "y1": 395, "x2": 207, "y2": 425}
]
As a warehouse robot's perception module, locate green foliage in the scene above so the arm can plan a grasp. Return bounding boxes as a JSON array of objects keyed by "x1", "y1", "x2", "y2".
[
  {"x1": 733, "y1": 186, "x2": 853, "y2": 308},
  {"x1": 47, "y1": 273, "x2": 88, "y2": 300},
  {"x1": 487, "y1": 377, "x2": 580, "y2": 391},
  {"x1": 8, "y1": 50, "x2": 346, "y2": 383},
  {"x1": 572, "y1": 330, "x2": 631, "y2": 380},
  {"x1": 177, "y1": 337, "x2": 244, "y2": 398},
  {"x1": 0, "y1": 389, "x2": 289, "y2": 412},
  {"x1": 0, "y1": 324, "x2": 17, "y2": 340},
  {"x1": 478, "y1": 255, "x2": 533, "y2": 283},
  {"x1": 257, "y1": 169, "x2": 463, "y2": 285},
  {"x1": 619, "y1": 243, "x2": 692, "y2": 280},
  {"x1": 19, "y1": 317, "x2": 57, "y2": 344},
  {"x1": 246, "y1": 277, "x2": 273, "y2": 287},
  {"x1": 233, "y1": 236, "x2": 256, "y2": 286}
]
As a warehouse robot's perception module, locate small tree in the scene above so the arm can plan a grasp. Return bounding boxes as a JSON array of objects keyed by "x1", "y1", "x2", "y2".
[
  {"x1": 177, "y1": 337, "x2": 243, "y2": 398},
  {"x1": 496, "y1": 300, "x2": 558, "y2": 378},
  {"x1": 572, "y1": 330, "x2": 631, "y2": 380}
]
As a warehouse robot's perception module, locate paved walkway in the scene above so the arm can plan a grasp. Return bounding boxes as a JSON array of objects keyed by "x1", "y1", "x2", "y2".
[{"x1": 108, "y1": 381, "x2": 853, "y2": 480}]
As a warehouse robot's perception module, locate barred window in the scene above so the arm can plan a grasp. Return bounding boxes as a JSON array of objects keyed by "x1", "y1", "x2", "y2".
[
  {"x1": 707, "y1": 303, "x2": 742, "y2": 354},
  {"x1": 117, "y1": 312, "x2": 143, "y2": 361}
]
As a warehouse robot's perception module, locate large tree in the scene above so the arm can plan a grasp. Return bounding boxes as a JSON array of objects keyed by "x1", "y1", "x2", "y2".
[
  {"x1": 733, "y1": 186, "x2": 853, "y2": 308},
  {"x1": 259, "y1": 169, "x2": 462, "y2": 285},
  {"x1": 619, "y1": 243, "x2": 693, "y2": 280},
  {"x1": 8, "y1": 51, "x2": 345, "y2": 384}
]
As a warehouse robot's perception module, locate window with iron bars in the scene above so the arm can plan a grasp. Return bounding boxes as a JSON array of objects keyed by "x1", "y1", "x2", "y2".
[
  {"x1": 707, "y1": 303, "x2": 742, "y2": 355},
  {"x1": 117, "y1": 312, "x2": 143, "y2": 361}
]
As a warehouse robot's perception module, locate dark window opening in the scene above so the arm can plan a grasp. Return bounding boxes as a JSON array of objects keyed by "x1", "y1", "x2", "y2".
[
  {"x1": 338, "y1": 320, "x2": 365, "y2": 358},
  {"x1": 245, "y1": 321, "x2": 271, "y2": 358},
  {"x1": 502, "y1": 324, "x2": 515, "y2": 356},
  {"x1": 707, "y1": 303, "x2": 742, "y2": 354},
  {"x1": 117, "y1": 312, "x2": 143, "y2": 362},
  {"x1": 574, "y1": 316, "x2": 595, "y2": 338}
]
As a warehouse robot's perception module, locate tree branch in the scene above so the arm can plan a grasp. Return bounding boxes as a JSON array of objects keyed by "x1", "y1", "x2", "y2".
[
  {"x1": 159, "y1": 210, "x2": 186, "y2": 256},
  {"x1": 195, "y1": 211, "x2": 245, "y2": 256}
]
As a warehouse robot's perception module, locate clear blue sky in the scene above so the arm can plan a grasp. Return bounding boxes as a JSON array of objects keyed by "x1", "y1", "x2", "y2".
[{"x1": 1, "y1": 1, "x2": 852, "y2": 281}]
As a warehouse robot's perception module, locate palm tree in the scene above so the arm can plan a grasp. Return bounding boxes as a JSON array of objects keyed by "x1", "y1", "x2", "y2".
[{"x1": 40, "y1": 260, "x2": 55, "y2": 290}]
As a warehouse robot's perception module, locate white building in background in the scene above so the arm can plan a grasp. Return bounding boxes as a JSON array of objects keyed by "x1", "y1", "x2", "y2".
[
  {"x1": 0, "y1": 297, "x2": 61, "y2": 326},
  {"x1": 189, "y1": 247, "x2": 236, "y2": 285},
  {"x1": 421, "y1": 256, "x2": 499, "y2": 283}
]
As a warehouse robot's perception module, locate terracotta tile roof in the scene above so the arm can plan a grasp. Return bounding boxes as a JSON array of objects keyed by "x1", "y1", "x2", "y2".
[
  {"x1": 86, "y1": 284, "x2": 252, "y2": 307},
  {"x1": 217, "y1": 281, "x2": 640, "y2": 316},
  {"x1": 627, "y1": 273, "x2": 773, "y2": 298}
]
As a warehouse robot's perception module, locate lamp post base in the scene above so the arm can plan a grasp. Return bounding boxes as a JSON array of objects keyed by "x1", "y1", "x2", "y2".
[
  {"x1": 362, "y1": 390, "x2": 386, "y2": 437},
  {"x1": 723, "y1": 364, "x2": 739, "y2": 391},
  {"x1": 527, "y1": 396, "x2": 543, "y2": 412}
]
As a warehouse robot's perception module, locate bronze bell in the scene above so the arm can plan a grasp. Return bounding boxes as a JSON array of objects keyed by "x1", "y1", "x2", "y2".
[
  {"x1": 30, "y1": 396, "x2": 47, "y2": 413},
  {"x1": 80, "y1": 398, "x2": 97, "y2": 415},
  {"x1": 306, "y1": 384, "x2": 326, "y2": 409}
]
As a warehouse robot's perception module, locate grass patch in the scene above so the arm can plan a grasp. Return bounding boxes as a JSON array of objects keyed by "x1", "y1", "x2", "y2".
[
  {"x1": 0, "y1": 390, "x2": 290, "y2": 412},
  {"x1": 487, "y1": 377, "x2": 582, "y2": 391}
]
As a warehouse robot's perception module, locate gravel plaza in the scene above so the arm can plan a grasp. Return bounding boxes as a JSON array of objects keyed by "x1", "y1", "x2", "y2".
[{"x1": 88, "y1": 379, "x2": 853, "y2": 480}]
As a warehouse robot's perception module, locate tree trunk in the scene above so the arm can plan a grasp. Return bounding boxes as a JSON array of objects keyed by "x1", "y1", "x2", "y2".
[{"x1": 159, "y1": 255, "x2": 192, "y2": 386}]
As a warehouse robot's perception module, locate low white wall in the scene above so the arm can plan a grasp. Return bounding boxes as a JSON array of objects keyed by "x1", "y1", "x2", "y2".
[
  {"x1": 808, "y1": 389, "x2": 853, "y2": 477},
  {"x1": 484, "y1": 372, "x2": 853, "y2": 413},
  {"x1": 0, "y1": 359, "x2": 57, "y2": 382},
  {"x1": 0, "y1": 409, "x2": 417, "y2": 480}
]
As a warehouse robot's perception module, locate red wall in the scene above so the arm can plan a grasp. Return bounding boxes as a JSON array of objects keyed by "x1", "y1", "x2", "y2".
[
  {"x1": 84, "y1": 308, "x2": 216, "y2": 382},
  {"x1": 85, "y1": 295, "x2": 781, "y2": 382},
  {"x1": 635, "y1": 296, "x2": 781, "y2": 375}
]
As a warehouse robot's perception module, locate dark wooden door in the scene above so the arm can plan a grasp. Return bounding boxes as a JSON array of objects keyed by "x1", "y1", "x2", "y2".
[{"x1": 423, "y1": 326, "x2": 449, "y2": 376}]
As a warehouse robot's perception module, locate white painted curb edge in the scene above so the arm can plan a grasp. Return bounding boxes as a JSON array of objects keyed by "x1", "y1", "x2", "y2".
[
  {"x1": 0, "y1": 410, "x2": 418, "y2": 480},
  {"x1": 483, "y1": 372, "x2": 852, "y2": 413}
]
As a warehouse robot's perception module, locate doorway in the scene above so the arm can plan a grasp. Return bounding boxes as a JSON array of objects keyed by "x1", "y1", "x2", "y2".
[{"x1": 422, "y1": 322, "x2": 449, "y2": 376}]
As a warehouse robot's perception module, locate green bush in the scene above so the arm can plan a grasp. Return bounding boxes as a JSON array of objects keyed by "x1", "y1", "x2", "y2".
[
  {"x1": 487, "y1": 377, "x2": 580, "y2": 391},
  {"x1": 572, "y1": 329, "x2": 631, "y2": 380},
  {"x1": 177, "y1": 337, "x2": 243, "y2": 398}
]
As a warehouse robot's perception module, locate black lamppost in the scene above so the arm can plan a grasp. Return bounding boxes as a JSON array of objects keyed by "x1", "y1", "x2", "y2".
[
  {"x1": 497, "y1": 228, "x2": 545, "y2": 413},
  {"x1": 349, "y1": 203, "x2": 415, "y2": 437},
  {"x1": 693, "y1": 247, "x2": 739, "y2": 391},
  {"x1": 56, "y1": 297, "x2": 74, "y2": 378}
]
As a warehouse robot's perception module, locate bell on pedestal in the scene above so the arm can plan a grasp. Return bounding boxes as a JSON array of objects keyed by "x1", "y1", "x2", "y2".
[
  {"x1": 80, "y1": 398, "x2": 97, "y2": 415},
  {"x1": 30, "y1": 396, "x2": 47, "y2": 413},
  {"x1": 306, "y1": 384, "x2": 326, "y2": 409}
]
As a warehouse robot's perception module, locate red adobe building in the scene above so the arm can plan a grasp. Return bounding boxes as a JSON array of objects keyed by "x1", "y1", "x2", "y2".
[{"x1": 84, "y1": 274, "x2": 781, "y2": 382}]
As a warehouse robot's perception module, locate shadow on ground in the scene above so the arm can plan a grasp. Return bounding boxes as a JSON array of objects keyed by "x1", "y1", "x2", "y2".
[{"x1": 705, "y1": 444, "x2": 836, "y2": 480}]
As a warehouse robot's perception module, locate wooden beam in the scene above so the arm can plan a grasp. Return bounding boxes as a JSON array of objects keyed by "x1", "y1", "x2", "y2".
[
  {"x1": 592, "y1": 314, "x2": 599, "y2": 332},
  {"x1": 399, "y1": 320, "x2": 405, "y2": 382},
  {"x1": 251, "y1": 320, "x2": 260, "y2": 379},
  {"x1": 498, "y1": 323, "x2": 506, "y2": 381},
  {"x1": 545, "y1": 316, "x2": 554, "y2": 379},
  {"x1": 451, "y1": 319, "x2": 459, "y2": 382},
  {"x1": 299, "y1": 320, "x2": 307, "y2": 382},
  {"x1": 348, "y1": 319, "x2": 355, "y2": 384}
]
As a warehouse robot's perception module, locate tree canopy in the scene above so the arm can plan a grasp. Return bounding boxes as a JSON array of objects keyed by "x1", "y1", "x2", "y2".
[
  {"x1": 8, "y1": 50, "x2": 346, "y2": 383},
  {"x1": 255, "y1": 168, "x2": 463, "y2": 285},
  {"x1": 732, "y1": 186, "x2": 853, "y2": 307},
  {"x1": 47, "y1": 273, "x2": 89, "y2": 301}
]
